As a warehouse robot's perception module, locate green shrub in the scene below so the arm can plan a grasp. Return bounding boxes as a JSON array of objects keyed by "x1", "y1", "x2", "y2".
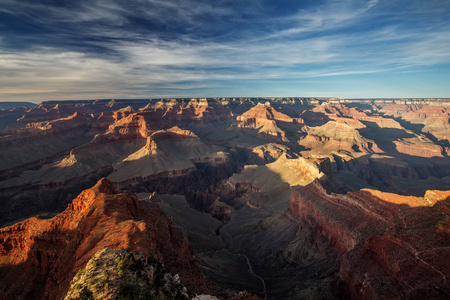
[
  {"x1": 91, "y1": 259, "x2": 98, "y2": 270},
  {"x1": 116, "y1": 255, "x2": 127, "y2": 278},
  {"x1": 69, "y1": 287, "x2": 93, "y2": 300},
  {"x1": 128, "y1": 257, "x2": 144, "y2": 272},
  {"x1": 116, "y1": 284, "x2": 141, "y2": 300},
  {"x1": 74, "y1": 268, "x2": 84, "y2": 280}
]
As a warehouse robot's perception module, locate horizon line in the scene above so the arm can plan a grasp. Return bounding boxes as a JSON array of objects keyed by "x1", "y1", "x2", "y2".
[{"x1": 2, "y1": 96, "x2": 450, "y2": 105}]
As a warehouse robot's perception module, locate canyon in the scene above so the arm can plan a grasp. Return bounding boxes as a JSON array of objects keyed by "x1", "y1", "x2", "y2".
[{"x1": 0, "y1": 97, "x2": 449, "y2": 299}]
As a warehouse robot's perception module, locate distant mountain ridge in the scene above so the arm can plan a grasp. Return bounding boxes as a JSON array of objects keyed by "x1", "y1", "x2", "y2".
[{"x1": 0, "y1": 102, "x2": 36, "y2": 110}]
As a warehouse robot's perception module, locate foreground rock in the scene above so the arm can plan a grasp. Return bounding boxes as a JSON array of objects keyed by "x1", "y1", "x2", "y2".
[
  {"x1": 0, "y1": 178, "x2": 207, "y2": 300},
  {"x1": 64, "y1": 248, "x2": 189, "y2": 300}
]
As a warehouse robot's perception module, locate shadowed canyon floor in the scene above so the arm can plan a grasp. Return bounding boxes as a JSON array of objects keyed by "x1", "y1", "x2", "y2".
[{"x1": 1, "y1": 97, "x2": 450, "y2": 299}]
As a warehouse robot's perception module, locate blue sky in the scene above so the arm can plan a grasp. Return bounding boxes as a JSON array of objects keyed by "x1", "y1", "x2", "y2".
[{"x1": 0, "y1": 0, "x2": 449, "y2": 101}]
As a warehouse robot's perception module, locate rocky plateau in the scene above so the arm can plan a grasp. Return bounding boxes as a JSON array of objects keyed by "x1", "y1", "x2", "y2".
[{"x1": 1, "y1": 97, "x2": 450, "y2": 299}]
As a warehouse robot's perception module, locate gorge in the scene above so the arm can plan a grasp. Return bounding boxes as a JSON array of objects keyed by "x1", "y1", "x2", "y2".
[{"x1": 0, "y1": 97, "x2": 449, "y2": 299}]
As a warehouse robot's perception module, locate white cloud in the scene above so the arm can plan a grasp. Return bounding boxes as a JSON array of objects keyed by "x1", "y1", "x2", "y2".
[{"x1": 0, "y1": 0, "x2": 449, "y2": 100}]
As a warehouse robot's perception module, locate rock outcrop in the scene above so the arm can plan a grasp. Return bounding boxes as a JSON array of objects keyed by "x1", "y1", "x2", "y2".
[
  {"x1": 299, "y1": 121, "x2": 382, "y2": 154},
  {"x1": 64, "y1": 248, "x2": 190, "y2": 300},
  {"x1": 89, "y1": 106, "x2": 135, "y2": 134},
  {"x1": 235, "y1": 102, "x2": 302, "y2": 142},
  {"x1": 393, "y1": 137, "x2": 445, "y2": 157},
  {"x1": 155, "y1": 98, "x2": 234, "y2": 123},
  {"x1": 0, "y1": 178, "x2": 207, "y2": 300}
]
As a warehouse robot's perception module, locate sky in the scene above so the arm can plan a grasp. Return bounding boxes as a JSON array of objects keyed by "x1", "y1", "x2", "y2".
[{"x1": 0, "y1": 0, "x2": 449, "y2": 102}]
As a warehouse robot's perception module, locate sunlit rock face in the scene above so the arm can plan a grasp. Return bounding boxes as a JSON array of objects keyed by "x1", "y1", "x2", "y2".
[
  {"x1": 290, "y1": 182, "x2": 450, "y2": 299},
  {"x1": 0, "y1": 178, "x2": 207, "y2": 300},
  {"x1": 1, "y1": 98, "x2": 450, "y2": 299},
  {"x1": 298, "y1": 121, "x2": 384, "y2": 154},
  {"x1": 234, "y1": 102, "x2": 303, "y2": 142}
]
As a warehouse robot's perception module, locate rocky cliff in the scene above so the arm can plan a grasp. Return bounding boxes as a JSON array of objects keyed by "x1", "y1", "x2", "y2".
[
  {"x1": 0, "y1": 178, "x2": 207, "y2": 300},
  {"x1": 289, "y1": 180, "x2": 450, "y2": 299}
]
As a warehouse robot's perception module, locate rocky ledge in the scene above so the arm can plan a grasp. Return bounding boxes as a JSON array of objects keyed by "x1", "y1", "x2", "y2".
[{"x1": 0, "y1": 178, "x2": 207, "y2": 300}]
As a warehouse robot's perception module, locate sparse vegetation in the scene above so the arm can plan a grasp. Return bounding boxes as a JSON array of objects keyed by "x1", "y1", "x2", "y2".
[
  {"x1": 74, "y1": 268, "x2": 84, "y2": 280},
  {"x1": 116, "y1": 283, "x2": 148, "y2": 300},
  {"x1": 91, "y1": 259, "x2": 98, "y2": 269},
  {"x1": 67, "y1": 287, "x2": 93, "y2": 300},
  {"x1": 64, "y1": 248, "x2": 189, "y2": 300}
]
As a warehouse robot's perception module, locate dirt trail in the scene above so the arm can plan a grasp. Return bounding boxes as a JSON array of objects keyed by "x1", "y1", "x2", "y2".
[{"x1": 239, "y1": 253, "x2": 267, "y2": 300}]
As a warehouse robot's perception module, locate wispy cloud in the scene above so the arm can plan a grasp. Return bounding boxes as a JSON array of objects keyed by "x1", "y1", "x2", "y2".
[
  {"x1": 259, "y1": 0, "x2": 380, "y2": 40},
  {"x1": 0, "y1": 0, "x2": 449, "y2": 100}
]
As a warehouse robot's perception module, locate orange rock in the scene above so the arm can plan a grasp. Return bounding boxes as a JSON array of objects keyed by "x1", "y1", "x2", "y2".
[
  {"x1": 235, "y1": 102, "x2": 301, "y2": 142},
  {"x1": 237, "y1": 102, "x2": 297, "y2": 124},
  {"x1": 393, "y1": 139, "x2": 444, "y2": 157},
  {"x1": 0, "y1": 178, "x2": 207, "y2": 300}
]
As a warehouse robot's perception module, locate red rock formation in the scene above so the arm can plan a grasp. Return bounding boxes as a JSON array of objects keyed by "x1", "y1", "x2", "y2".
[
  {"x1": 146, "y1": 98, "x2": 233, "y2": 123},
  {"x1": 235, "y1": 102, "x2": 301, "y2": 142},
  {"x1": 0, "y1": 178, "x2": 207, "y2": 300},
  {"x1": 107, "y1": 124, "x2": 227, "y2": 186},
  {"x1": 162, "y1": 98, "x2": 234, "y2": 122},
  {"x1": 289, "y1": 181, "x2": 382, "y2": 253},
  {"x1": 15, "y1": 104, "x2": 62, "y2": 125},
  {"x1": 338, "y1": 189, "x2": 450, "y2": 299},
  {"x1": 379, "y1": 104, "x2": 449, "y2": 120},
  {"x1": 251, "y1": 143, "x2": 290, "y2": 163},
  {"x1": 102, "y1": 99, "x2": 232, "y2": 139},
  {"x1": 106, "y1": 113, "x2": 152, "y2": 138},
  {"x1": 89, "y1": 106, "x2": 135, "y2": 134},
  {"x1": 13, "y1": 100, "x2": 149, "y2": 128},
  {"x1": 289, "y1": 181, "x2": 450, "y2": 299},
  {"x1": 303, "y1": 103, "x2": 404, "y2": 129},
  {"x1": 77, "y1": 112, "x2": 195, "y2": 160},
  {"x1": 393, "y1": 138, "x2": 444, "y2": 157},
  {"x1": 238, "y1": 102, "x2": 298, "y2": 124},
  {"x1": 25, "y1": 112, "x2": 92, "y2": 131}
]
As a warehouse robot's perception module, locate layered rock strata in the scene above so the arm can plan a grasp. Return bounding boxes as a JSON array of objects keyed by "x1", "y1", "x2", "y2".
[{"x1": 289, "y1": 181, "x2": 450, "y2": 299}]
